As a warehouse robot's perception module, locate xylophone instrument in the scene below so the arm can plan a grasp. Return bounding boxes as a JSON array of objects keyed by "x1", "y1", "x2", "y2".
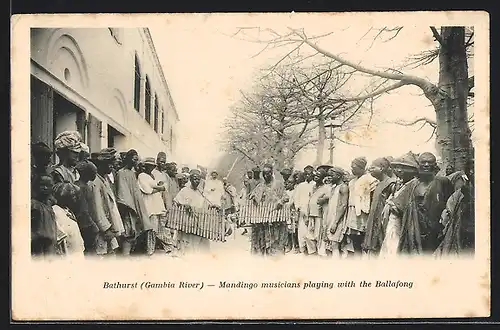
[
  {"x1": 237, "y1": 200, "x2": 291, "y2": 227},
  {"x1": 165, "y1": 204, "x2": 227, "y2": 242}
]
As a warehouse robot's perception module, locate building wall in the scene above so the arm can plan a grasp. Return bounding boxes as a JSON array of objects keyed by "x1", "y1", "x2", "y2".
[{"x1": 30, "y1": 27, "x2": 179, "y2": 159}]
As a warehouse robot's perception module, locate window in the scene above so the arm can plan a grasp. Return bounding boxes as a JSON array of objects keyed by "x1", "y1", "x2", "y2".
[
  {"x1": 133, "y1": 55, "x2": 141, "y2": 112},
  {"x1": 161, "y1": 107, "x2": 165, "y2": 135},
  {"x1": 145, "y1": 76, "x2": 151, "y2": 123},
  {"x1": 170, "y1": 127, "x2": 173, "y2": 153},
  {"x1": 154, "y1": 94, "x2": 159, "y2": 132}
]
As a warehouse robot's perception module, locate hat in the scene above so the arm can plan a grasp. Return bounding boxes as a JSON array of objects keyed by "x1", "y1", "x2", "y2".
[
  {"x1": 143, "y1": 157, "x2": 156, "y2": 166},
  {"x1": 54, "y1": 131, "x2": 83, "y2": 152},
  {"x1": 352, "y1": 157, "x2": 367, "y2": 169},
  {"x1": 190, "y1": 169, "x2": 201, "y2": 176},
  {"x1": 329, "y1": 166, "x2": 345, "y2": 174},
  {"x1": 97, "y1": 147, "x2": 118, "y2": 162},
  {"x1": 391, "y1": 152, "x2": 418, "y2": 169},
  {"x1": 317, "y1": 164, "x2": 334, "y2": 172},
  {"x1": 303, "y1": 165, "x2": 314, "y2": 171},
  {"x1": 372, "y1": 157, "x2": 391, "y2": 170}
]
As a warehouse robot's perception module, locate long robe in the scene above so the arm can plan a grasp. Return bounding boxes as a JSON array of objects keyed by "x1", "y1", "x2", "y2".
[
  {"x1": 248, "y1": 179, "x2": 288, "y2": 256},
  {"x1": 52, "y1": 205, "x2": 85, "y2": 258},
  {"x1": 320, "y1": 183, "x2": 349, "y2": 255},
  {"x1": 173, "y1": 184, "x2": 211, "y2": 254},
  {"x1": 379, "y1": 180, "x2": 412, "y2": 257},
  {"x1": 434, "y1": 185, "x2": 474, "y2": 257},
  {"x1": 362, "y1": 177, "x2": 397, "y2": 253},
  {"x1": 116, "y1": 168, "x2": 153, "y2": 239},
  {"x1": 31, "y1": 199, "x2": 58, "y2": 256},
  {"x1": 88, "y1": 174, "x2": 123, "y2": 254},
  {"x1": 393, "y1": 176, "x2": 453, "y2": 254}
]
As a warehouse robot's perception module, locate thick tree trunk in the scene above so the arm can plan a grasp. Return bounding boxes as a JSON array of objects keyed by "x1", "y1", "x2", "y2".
[
  {"x1": 315, "y1": 115, "x2": 326, "y2": 166},
  {"x1": 434, "y1": 27, "x2": 473, "y2": 172}
]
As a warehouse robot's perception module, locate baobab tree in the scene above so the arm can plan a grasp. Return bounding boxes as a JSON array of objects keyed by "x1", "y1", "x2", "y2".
[{"x1": 232, "y1": 26, "x2": 475, "y2": 174}]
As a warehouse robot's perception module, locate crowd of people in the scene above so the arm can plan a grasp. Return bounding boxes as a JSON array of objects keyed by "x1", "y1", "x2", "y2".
[
  {"x1": 236, "y1": 152, "x2": 475, "y2": 259},
  {"x1": 30, "y1": 130, "x2": 236, "y2": 259},
  {"x1": 30, "y1": 130, "x2": 475, "y2": 260}
]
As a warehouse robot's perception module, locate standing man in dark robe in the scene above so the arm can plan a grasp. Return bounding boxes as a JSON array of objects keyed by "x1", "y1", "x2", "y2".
[
  {"x1": 74, "y1": 161, "x2": 100, "y2": 255},
  {"x1": 248, "y1": 164, "x2": 288, "y2": 257},
  {"x1": 391, "y1": 152, "x2": 453, "y2": 255},
  {"x1": 115, "y1": 149, "x2": 154, "y2": 255},
  {"x1": 51, "y1": 131, "x2": 83, "y2": 184},
  {"x1": 362, "y1": 158, "x2": 397, "y2": 256},
  {"x1": 88, "y1": 148, "x2": 124, "y2": 256}
]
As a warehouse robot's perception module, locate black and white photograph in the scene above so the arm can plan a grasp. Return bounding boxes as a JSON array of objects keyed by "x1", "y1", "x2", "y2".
[{"x1": 11, "y1": 12, "x2": 490, "y2": 320}]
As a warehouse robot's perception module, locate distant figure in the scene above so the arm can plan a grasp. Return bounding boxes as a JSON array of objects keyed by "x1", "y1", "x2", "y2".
[{"x1": 204, "y1": 170, "x2": 225, "y2": 208}]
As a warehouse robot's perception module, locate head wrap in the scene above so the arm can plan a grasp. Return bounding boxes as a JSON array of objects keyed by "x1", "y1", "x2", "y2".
[
  {"x1": 280, "y1": 168, "x2": 292, "y2": 175},
  {"x1": 52, "y1": 182, "x2": 80, "y2": 203},
  {"x1": 76, "y1": 160, "x2": 97, "y2": 176},
  {"x1": 156, "y1": 152, "x2": 167, "y2": 161},
  {"x1": 352, "y1": 157, "x2": 367, "y2": 169},
  {"x1": 176, "y1": 173, "x2": 185, "y2": 180},
  {"x1": 54, "y1": 131, "x2": 83, "y2": 152},
  {"x1": 96, "y1": 148, "x2": 117, "y2": 162},
  {"x1": 303, "y1": 165, "x2": 314, "y2": 171},
  {"x1": 262, "y1": 163, "x2": 273, "y2": 171},
  {"x1": 31, "y1": 142, "x2": 52, "y2": 156},
  {"x1": 210, "y1": 169, "x2": 218, "y2": 175},
  {"x1": 329, "y1": 166, "x2": 345, "y2": 175},
  {"x1": 125, "y1": 149, "x2": 138, "y2": 160},
  {"x1": 317, "y1": 164, "x2": 333, "y2": 172},
  {"x1": 372, "y1": 157, "x2": 391, "y2": 171},
  {"x1": 391, "y1": 151, "x2": 418, "y2": 169},
  {"x1": 143, "y1": 157, "x2": 156, "y2": 166}
]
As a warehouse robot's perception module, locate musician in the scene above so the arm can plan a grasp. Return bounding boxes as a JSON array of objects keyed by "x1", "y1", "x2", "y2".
[
  {"x1": 247, "y1": 163, "x2": 288, "y2": 256},
  {"x1": 173, "y1": 169, "x2": 212, "y2": 255}
]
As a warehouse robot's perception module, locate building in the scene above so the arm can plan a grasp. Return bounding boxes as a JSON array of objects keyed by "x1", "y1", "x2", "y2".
[{"x1": 30, "y1": 28, "x2": 179, "y2": 159}]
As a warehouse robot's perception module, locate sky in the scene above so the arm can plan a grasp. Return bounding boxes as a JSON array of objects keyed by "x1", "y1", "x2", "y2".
[{"x1": 149, "y1": 14, "x2": 445, "y2": 170}]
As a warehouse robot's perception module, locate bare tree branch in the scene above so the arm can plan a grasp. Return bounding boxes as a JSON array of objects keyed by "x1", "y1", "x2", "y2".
[{"x1": 430, "y1": 26, "x2": 444, "y2": 46}]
